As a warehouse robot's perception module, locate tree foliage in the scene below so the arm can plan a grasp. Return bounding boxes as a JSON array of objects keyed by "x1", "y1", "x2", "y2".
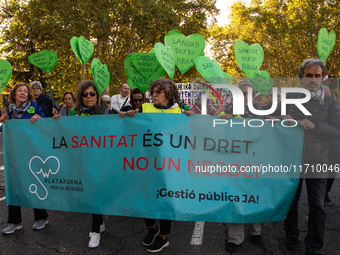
[
  {"x1": 0, "y1": 0, "x2": 218, "y2": 98},
  {"x1": 208, "y1": 0, "x2": 340, "y2": 82}
]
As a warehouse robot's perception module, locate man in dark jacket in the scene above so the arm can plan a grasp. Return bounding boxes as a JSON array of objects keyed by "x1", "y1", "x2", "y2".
[
  {"x1": 31, "y1": 81, "x2": 58, "y2": 118},
  {"x1": 282, "y1": 58, "x2": 340, "y2": 255}
]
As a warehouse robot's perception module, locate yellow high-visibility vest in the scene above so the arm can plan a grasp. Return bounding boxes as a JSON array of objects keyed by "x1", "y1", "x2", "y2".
[{"x1": 142, "y1": 103, "x2": 181, "y2": 113}]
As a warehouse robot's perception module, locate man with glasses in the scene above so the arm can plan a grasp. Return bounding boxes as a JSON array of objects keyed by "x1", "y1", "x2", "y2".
[
  {"x1": 30, "y1": 81, "x2": 58, "y2": 118},
  {"x1": 110, "y1": 83, "x2": 131, "y2": 111}
]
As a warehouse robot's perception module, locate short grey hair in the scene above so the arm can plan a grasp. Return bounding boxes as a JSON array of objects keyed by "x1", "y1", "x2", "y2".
[
  {"x1": 298, "y1": 58, "x2": 327, "y2": 78},
  {"x1": 31, "y1": 81, "x2": 42, "y2": 90},
  {"x1": 237, "y1": 80, "x2": 255, "y2": 96}
]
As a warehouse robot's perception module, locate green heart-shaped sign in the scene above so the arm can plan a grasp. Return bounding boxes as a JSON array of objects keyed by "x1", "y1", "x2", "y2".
[
  {"x1": 164, "y1": 30, "x2": 205, "y2": 74},
  {"x1": 45, "y1": 51, "x2": 57, "y2": 74},
  {"x1": 28, "y1": 50, "x2": 57, "y2": 73},
  {"x1": 28, "y1": 50, "x2": 50, "y2": 72},
  {"x1": 127, "y1": 78, "x2": 138, "y2": 91},
  {"x1": 317, "y1": 28, "x2": 336, "y2": 63},
  {"x1": 0, "y1": 59, "x2": 12, "y2": 94},
  {"x1": 153, "y1": 42, "x2": 175, "y2": 80},
  {"x1": 250, "y1": 70, "x2": 273, "y2": 96},
  {"x1": 70, "y1": 37, "x2": 84, "y2": 64},
  {"x1": 91, "y1": 58, "x2": 110, "y2": 96},
  {"x1": 195, "y1": 56, "x2": 230, "y2": 84},
  {"x1": 124, "y1": 54, "x2": 165, "y2": 93},
  {"x1": 234, "y1": 40, "x2": 264, "y2": 78},
  {"x1": 79, "y1": 36, "x2": 94, "y2": 64},
  {"x1": 131, "y1": 52, "x2": 160, "y2": 79},
  {"x1": 91, "y1": 58, "x2": 101, "y2": 81}
]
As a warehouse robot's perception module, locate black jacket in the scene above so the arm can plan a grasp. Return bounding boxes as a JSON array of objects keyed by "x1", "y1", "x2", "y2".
[{"x1": 288, "y1": 94, "x2": 340, "y2": 170}]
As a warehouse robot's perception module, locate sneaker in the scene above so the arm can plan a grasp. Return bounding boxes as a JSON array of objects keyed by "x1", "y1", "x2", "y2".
[
  {"x1": 88, "y1": 232, "x2": 101, "y2": 248},
  {"x1": 100, "y1": 223, "x2": 105, "y2": 233},
  {"x1": 285, "y1": 236, "x2": 300, "y2": 250},
  {"x1": 143, "y1": 225, "x2": 160, "y2": 246},
  {"x1": 251, "y1": 235, "x2": 262, "y2": 245},
  {"x1": 325, "y1": 193, "x2": 332, "y2": 206},
  {"x1": 225, "y1": 241, "x2": 240, "y2": 252},
  {"x1": 147, "y1": 236, "x2": 169, "y2": 253},
  {"x1": 32, "y1": 219, "x2": 49, "y2": 230},
  {"x1": 1, "y1": 223, "x2": 23, "y2": 235}
]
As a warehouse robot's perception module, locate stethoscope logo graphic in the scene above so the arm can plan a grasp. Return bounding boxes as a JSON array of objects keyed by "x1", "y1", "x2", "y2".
[{"x1": 29, "y1": 156, "x2": 60, "y2": 200}]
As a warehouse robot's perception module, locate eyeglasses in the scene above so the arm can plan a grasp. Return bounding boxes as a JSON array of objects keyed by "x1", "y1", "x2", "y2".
[
  {"x1": 103, "y1": 101, "x2": 111, "y2": 104},
  {"x1": 82, "y1": 91, "x2": 96, "y2": 97},
  {"x1": 31, "y1": 87, "x2": 41, "y2": 90},
  {"x1": 150, "y1": 90, "x2": 163, "y2": 96},
  {"x1": 132, "y1": 98, "x2": 143, "y2": 103}
]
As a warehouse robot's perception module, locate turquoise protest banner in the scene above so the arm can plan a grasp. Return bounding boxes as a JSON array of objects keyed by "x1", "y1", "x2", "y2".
[{"x1": 3, "y1": 114, "x2": 303, "y2": 223}]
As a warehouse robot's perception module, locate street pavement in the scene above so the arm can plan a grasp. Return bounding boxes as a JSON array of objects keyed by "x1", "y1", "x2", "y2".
[{"x1": 0, "y1": 134, "x2": 339, "y2": 255}]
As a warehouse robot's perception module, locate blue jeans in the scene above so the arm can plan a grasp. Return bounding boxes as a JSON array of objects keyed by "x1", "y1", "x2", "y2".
[{"x1": 284, "y1": 178, "x2": 327, "y2": 254}]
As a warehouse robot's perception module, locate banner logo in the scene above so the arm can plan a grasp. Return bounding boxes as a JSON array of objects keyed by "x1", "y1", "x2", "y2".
[{"x1": 29, "y1": 156, "x2": 60, "y2": 200}]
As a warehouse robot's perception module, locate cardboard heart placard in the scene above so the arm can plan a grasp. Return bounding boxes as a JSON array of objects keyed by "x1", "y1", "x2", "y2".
[
  {"x1": 70, "y1": 37, "x2": 84, "y2": 64},
  {"x1": 28, "y1": 50, "x2": 57, "y2": 73},
  {"x1": 0, "y1": 59, "x2": 12, "y2": 94},
  {"x1": 317, "y1": 28, "x2": 336, "y2": 63},
  {"x1": 153, "y1": 42, "x2": 175, "y2": 80},
  {"x1": 131, "y1": 52, "x2": 160, "y2": 79},
  {"x1": 124, "y1": 54, "x2": 165, "y2": 93},
  {"x1": 234, "y1": 40, "x2": 264, "y2": 78},
  {"x1": 195, "y1": 56, "x2": 231, "y2": 84},
  {"x1": 127, "y1": 78, "x2": 138, "y2": 91},
  {"x1": 250, "y1": 70, "x2": 273, "y2": 96},
  {"x1": 91, "y1": 58, "x2": 110, "y2": 96},
  {"x1": 79, "y1": 36, "x2": 94, "y2": 64},
  {"x1": 164, "y1": 30, "x2": 205, "y2": 74},
  {"x1": 91, "y1": 58, "x2": 101, "y2": 80},
  {"x1": 45, "y1": 51, "x2": 58, "y2": 74}
]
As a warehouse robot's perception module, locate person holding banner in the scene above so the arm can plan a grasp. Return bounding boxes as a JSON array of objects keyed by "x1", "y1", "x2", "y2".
[
  {"x1": 130, "y1": 88, "x2": 144, "y2": 112},
  {"x1": 74, "y1": 80, "x2": 113, "y2": 248},
  {"x1": 220, "y1": 80, "x2": 263, "y2": 252},
  {"x1": 281, "y1": 58, "x2": 340, "y2": 255},
  {"x1": 0, "y1": 82, "x2": 49, "y2": 235},
  {"x1": 121, "y1": 78, "x2": 192, "y2": 252}
]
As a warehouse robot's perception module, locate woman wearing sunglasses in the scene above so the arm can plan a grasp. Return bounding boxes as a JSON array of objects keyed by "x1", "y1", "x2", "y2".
[
  {"x1": 0, "y1": 83, "x2": 49, "y2": 235},
  {"x1": 130, "y1": 88, "x2": 144, "y2": 112},
  {"x1": 75, "y1": 80, "x2": 113, "y2": 248},
  {"x1": 121, "y1": 78, "x2": 192, "y2": 252}
]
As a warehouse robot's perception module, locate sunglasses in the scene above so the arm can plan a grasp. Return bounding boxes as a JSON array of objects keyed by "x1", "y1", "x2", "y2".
[
  {"x1": 132, "y1": 98, "x2": 143, "y2": 103},
  {"x1": 82, "y1": 91, "x2": 97, "y2": 97},
  {"x1": 103, "y1": 101, "x2": 111, "y2": 104}
]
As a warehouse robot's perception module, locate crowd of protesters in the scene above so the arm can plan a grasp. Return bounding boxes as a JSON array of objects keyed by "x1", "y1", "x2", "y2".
[{"x1": 0, "y1": 58, "x2": 339, "y2": 255}]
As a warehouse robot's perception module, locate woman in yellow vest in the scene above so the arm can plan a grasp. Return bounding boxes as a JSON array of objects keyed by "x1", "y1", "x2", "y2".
[{"x1": 121, "y1": 78, "x2": 192, "y2": 252}]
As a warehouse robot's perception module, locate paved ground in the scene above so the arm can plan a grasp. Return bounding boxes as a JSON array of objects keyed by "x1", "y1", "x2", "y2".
[{"x1": 0, "y1": 134, "x2": 339, "y2": 254}]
